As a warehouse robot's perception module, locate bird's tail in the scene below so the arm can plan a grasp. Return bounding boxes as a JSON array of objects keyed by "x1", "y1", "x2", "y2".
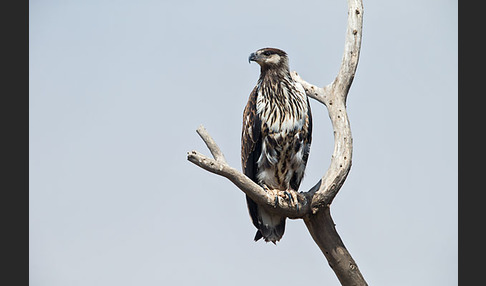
[
  {"x1": 254, "y1": 210, "x2": 286, "y2": 244},
  {"x1": 246, "y1": 195, "x2": 286, "y2": 244}
]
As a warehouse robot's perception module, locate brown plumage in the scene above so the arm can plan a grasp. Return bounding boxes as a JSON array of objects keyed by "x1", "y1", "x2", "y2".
[{"x1": 242, "y1": 48, "x2": 312, "y2": 243}]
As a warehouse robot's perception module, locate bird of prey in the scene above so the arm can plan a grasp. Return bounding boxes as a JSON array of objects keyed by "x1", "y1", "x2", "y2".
[{"x1": 242, "y1": 48, "x2": 312, "y2": 244}]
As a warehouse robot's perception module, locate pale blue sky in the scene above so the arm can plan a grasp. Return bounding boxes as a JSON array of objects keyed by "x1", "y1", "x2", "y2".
[{"x1": 30, "y1": 0, "x2": 457, "y2": 285}]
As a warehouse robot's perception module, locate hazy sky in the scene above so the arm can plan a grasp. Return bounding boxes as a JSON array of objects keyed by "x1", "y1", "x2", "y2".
[{"x1": 30, "y1": 0, "x2": 457, "y2": 285}]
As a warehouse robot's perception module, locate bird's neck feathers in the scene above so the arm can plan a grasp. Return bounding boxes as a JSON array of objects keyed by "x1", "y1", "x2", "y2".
[{"x1": 259, "y1": 58, "x2": 291, "y2": 81}]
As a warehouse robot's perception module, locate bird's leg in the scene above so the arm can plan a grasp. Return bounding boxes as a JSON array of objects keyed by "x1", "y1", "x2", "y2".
[
  {"x1": 263, "y1": 186, "x2": 299, "y2": 209},
  {"x1": 283, "y1": 189, "x2": 299, "y2": 211},
  {"x1": 283, "y1": 190, "x2": 293, "y2": 203},
  {"x1": 262, "y1": 185, "x2": 280, "y2": 206}
]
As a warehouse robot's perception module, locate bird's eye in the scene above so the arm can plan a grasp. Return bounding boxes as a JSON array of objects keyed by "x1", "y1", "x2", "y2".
[{"x1": 263, "y1": 51, "x2": 272, "y2": 56}]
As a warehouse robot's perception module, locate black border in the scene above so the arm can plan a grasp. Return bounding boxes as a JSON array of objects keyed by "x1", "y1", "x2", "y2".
[{"x1": 3, "y1": 0, "x2": 29, "y2": 284}]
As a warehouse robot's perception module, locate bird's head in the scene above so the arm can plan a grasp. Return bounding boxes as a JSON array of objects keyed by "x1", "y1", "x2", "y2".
[{"x1": 248, "y1": 48, "x2": 289, "y2": 70}]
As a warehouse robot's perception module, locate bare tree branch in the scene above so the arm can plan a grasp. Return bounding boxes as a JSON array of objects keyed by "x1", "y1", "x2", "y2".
[
  {"x1": 304, "y1": 207, "x2": 367, "y2": 286},
  {"x1": 187, "y1": 0, "x2": 366, "y2": 284},
  {"x1": 187, "y1": 131, "x2": 311, "y2": 219},
  {"x1": 195, "y1": 125, "x2": 227, "y2": 163},
  {"x1": 292, "y1": 0, "x2": 363, "y2": 213}
]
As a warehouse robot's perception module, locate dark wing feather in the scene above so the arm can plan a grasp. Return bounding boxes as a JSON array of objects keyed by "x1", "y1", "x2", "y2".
[
  {"x1": 241, "y1": 86, "x2": 261, "y2": 180},
  {"x1": 241, "y1": 86, "x2": 262, "y2": 232},
  {"x1": 304, "y1": 96, "x2": 313, "y2": 163}
]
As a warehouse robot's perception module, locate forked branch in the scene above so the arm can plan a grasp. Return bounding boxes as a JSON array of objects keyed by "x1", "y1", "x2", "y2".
[{"x1": 187, "y1": 0, "x2": 365, "y2": 284}]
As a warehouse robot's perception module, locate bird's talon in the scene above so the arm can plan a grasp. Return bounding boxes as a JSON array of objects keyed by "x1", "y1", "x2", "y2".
[{"x1": 284, "y1": 191, "x2": 293, "y2": 203}]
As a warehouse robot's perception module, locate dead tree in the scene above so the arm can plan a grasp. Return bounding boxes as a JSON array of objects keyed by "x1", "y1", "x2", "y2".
[{"x1": 187, "y1": 0, "x2": 366, "y2": 285}]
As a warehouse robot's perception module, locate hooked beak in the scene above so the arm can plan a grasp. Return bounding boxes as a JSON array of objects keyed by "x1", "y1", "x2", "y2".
[{"x1": 248, "y1": 52, "x2": 257, "y2": 63}]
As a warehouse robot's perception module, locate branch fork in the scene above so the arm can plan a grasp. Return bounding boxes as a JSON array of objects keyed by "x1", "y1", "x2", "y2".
[{"x1": 187, "y1": 0, "x2": 366, "y2": 284}]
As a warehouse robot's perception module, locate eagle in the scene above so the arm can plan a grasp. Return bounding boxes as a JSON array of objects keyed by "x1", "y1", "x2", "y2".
[{"x1": 242, "y1": 48, "x2": 312, "y2": 244}]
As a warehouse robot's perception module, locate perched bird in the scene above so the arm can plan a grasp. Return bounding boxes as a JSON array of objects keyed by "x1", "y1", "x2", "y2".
[{"x1": 241, "y1": 48, "x2": 312, "y2": 243}]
